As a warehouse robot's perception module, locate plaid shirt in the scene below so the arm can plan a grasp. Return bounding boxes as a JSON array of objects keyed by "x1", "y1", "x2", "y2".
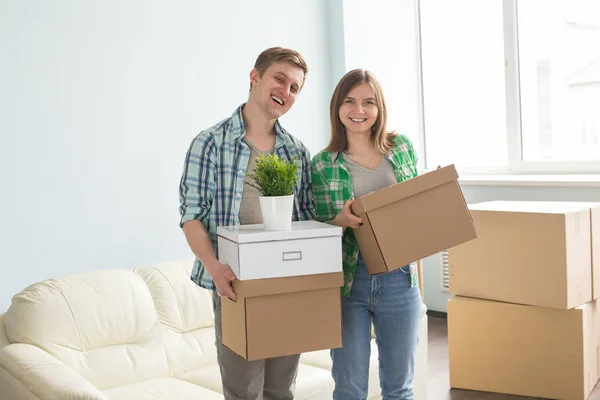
[
  {"x1": 310, "y1": 134, "x2": 420, "y2": 296},
  {"x1": 179, "y1": 105, "x2": 316, "y2": 291}
]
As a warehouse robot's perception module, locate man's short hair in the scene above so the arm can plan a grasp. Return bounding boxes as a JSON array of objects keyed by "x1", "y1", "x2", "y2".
[{"x1": 251, "y1": 47, "x2": 308, "y2": 89}]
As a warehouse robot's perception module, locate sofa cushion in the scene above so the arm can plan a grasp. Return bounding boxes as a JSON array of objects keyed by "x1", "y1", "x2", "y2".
[
  {"x1": 293, "y1": 364, "x2": 335, "y2": 400},
  {"x1": 163, "y1": 326, "x2": 217, "y2": 377},
  {"x1": 0, "y1": 343, "x2": 108, "y2": 400},
  {"x1": 175, "y1": 363, "x2": 334, "y2": 400},
  {"x1": 102, "y1": 377, "x2": 223, "y2": 400},
  {"x1": 175, "y1": 364, "x2": 223, "y2": 394},
  {"x1": 4, "y1": 269, "x2": 169, "y2": 390},
  {"x1": 134, "y1": 259, "x2": 217, "y2": 376},
  {"x1": 133, "y1": 259, "x2": 213, "y2": 331}
]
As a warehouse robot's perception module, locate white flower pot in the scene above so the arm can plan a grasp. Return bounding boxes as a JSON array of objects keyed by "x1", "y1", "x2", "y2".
[{"x1": 259, "y1": 194, "x2": 294, "y2": 231}]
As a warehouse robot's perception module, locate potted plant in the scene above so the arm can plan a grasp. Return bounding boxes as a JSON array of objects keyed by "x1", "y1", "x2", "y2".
[{"x1": 247, "y1": 153, "x2": 299, "y2": 231}]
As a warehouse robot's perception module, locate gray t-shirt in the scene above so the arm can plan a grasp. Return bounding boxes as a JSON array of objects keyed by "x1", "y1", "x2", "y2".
[
  {"x1": 342, "y1": 153, "x2": 397, "y2": 199},
  {"x1": 239, "y1": 140, "x2": 274, "y2": 225}
]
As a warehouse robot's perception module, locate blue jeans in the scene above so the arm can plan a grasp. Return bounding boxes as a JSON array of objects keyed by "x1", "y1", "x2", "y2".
[{"x1": 331, "y1": 254, "x2": 422, "y2": 400}]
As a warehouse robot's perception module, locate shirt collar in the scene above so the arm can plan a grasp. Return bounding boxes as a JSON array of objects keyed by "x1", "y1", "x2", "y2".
[
  {"x1": 329, "y1": 151, "x2": 342, "y2": 163},
  {"x1": 230, "y1": 103, "x2": 286, "y2": 142}
]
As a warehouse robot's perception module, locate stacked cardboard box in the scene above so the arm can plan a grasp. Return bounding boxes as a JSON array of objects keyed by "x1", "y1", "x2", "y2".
[
  {"x1": 448, "y1": 201, "x2": 600, "y2": 400},
  {"x1": 217, "y1": 220, "x2": 344, "y2": 361}
]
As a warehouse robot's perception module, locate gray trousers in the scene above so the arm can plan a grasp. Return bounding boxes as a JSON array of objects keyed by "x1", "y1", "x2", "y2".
[{"x1": 212, "y1": 291, "x2": 300, "y2": 400}]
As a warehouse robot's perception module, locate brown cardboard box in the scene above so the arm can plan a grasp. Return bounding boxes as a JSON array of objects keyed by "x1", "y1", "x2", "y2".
[
  {"x1": 449, "y1": 201, "x2": 592, "y2": 310},
  {"x1": 351, "y1": 164, "x2": 477, "y2": 275},
  {"x1": 537, "y1": 202, "x2": 600, "y2": 300},
  {"x1": 448, "y1": 296, "x2": 600, "y2": 400},
  {"x1": 216, "y1": 221, "x2": 344, "y2": 360},
  {"x1": 221, "y1": 272, "x2": 343, "y2": 361}
]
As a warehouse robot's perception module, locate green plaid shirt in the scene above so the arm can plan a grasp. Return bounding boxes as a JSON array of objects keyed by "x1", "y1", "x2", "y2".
[
  {"x1": 179, "y1": 105, "x2": 315, "y2": 291},
  {"x1": 310, "y1": 134, "x2": 420, "y2": 296}
]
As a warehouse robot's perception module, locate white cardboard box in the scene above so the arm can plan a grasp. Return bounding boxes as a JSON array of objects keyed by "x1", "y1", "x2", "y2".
[{"x1": 217, "y1": 220, "x2": 343, "y2": 280}]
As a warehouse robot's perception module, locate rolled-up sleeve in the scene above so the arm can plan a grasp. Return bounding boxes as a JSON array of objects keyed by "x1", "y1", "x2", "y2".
[{"x1": 179, "y1": 132, "x2": 216, "y2": 228}]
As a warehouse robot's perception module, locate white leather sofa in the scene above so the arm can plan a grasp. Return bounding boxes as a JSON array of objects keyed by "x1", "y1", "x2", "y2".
[{"x1": 0, "y1": 259, "x2": 428, "y2": 400}]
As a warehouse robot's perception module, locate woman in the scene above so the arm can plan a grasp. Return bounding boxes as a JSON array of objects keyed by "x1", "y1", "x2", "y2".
[{"x1": 310, "y1": 69, "x2": 422, "y2": 400}]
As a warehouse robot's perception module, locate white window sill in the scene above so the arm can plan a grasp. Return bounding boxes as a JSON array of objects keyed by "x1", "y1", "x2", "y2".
[{"x1": 457, "y1": 174, "x2": 600, "y2": 187}]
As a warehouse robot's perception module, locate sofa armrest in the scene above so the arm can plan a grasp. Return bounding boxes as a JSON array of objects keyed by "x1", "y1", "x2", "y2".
[
  {"x1": 0, "y1": 343, "x2": 107, "y2": 400},
  {"x1": 0, "y1": 313, "x2": 10, "y2": 348}
]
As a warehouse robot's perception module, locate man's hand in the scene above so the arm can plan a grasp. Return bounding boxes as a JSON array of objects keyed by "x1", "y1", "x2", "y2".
[
  {"x1": 333, "y1": 199, "x2": 363, "y2": 230},
  {"x1": 207, "y1": 261, "x2": 237, "y2": 301}
]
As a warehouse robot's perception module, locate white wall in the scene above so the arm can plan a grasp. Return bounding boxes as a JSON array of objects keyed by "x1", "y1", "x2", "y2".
[
  {"x1": 341, "y1": 0, "x2": 423, "y2": 161},
  {"x1": 0, "y1": 0, "x2": 338, "y2": 311}
]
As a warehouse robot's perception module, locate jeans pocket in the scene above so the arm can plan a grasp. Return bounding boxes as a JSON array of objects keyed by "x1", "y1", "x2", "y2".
[{"x1": 399, "y1": 265, "x2": 411, "y2": 274}]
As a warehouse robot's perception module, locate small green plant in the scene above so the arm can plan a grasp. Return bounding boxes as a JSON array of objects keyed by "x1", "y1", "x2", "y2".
[{"x1": 247, "y1": 154, "x2": 299, "y2": 196}]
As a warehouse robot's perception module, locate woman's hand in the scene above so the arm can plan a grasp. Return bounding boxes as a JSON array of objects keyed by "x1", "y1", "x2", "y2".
[{"x1": 332, "y1": 199, "x2": 363, "y2": 230}]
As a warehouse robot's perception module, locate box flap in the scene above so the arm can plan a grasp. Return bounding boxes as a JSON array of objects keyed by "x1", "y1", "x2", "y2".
[
  {"x1": 217, "y1": 220, "x2": 342, "y2": 243},
  {"x1": 352, "y1": 214, "x2": 388, "y2": 275},
  {"x1": 352, "y1": 164, "x2": 459, "y2": 215},
  {"x1": 221, "y1": 296, "x2": 250, "y2": 359},
  {"x1": 232, "y1": 272, "x2": 343, "y2": 298}
]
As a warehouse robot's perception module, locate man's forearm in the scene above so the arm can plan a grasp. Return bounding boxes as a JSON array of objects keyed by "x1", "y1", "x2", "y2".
[{"x1": 182, "y1": 220, "x2": 219, "y2": 273}]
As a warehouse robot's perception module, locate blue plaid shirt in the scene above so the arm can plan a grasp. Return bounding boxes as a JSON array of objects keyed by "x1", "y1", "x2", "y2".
[{"x1": 179, "y1": 104, "x2": 316, "y2": 291}]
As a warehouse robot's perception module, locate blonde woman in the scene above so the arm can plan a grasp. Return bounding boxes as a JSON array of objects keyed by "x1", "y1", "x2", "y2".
[{"x1": 311, "y1": 69, "x2": 421, "y2": 400}]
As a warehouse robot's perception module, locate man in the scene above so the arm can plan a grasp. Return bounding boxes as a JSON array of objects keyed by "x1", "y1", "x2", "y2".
[{"x1": 178, "y1": 47, "x2": 315, "y2": 400}]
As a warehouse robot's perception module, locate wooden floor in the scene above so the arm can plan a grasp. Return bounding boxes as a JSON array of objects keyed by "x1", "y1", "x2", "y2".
[{"x1": 427, "y1": 315, "x2": 600, "y2": 400}]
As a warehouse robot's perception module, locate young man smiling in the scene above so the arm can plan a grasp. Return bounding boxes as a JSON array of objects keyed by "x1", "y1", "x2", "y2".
[{"x1": 178, "y1": 47, "x2": 315, "y2": 400}]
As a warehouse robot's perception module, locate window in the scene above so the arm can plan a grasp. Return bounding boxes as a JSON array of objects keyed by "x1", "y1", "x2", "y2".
[
  {"x1": 518, "y1": 0, "x2": 600, "y2": 164},
  {"x1": 342, "y1": 0, "x2": 424, "y2": 169},
  {"x1": 341, "y1": 0, "x2": 600, "y2": 174},
  {"x1": 418, "y1": 0, "x2": 600, "y2": 173},
  {"x1": 420, "y1": 0, "x2": 508, "y2": 170}
]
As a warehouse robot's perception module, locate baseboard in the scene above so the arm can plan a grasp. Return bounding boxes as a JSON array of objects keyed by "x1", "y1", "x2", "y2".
[{"x1": 426, "y1": 310, "x2": 447, "y2": 319}]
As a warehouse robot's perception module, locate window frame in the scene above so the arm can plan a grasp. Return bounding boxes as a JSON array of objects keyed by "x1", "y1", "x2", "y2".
[{"x1": 416, "y1": 0, "x2": 600, "y2": 175}]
